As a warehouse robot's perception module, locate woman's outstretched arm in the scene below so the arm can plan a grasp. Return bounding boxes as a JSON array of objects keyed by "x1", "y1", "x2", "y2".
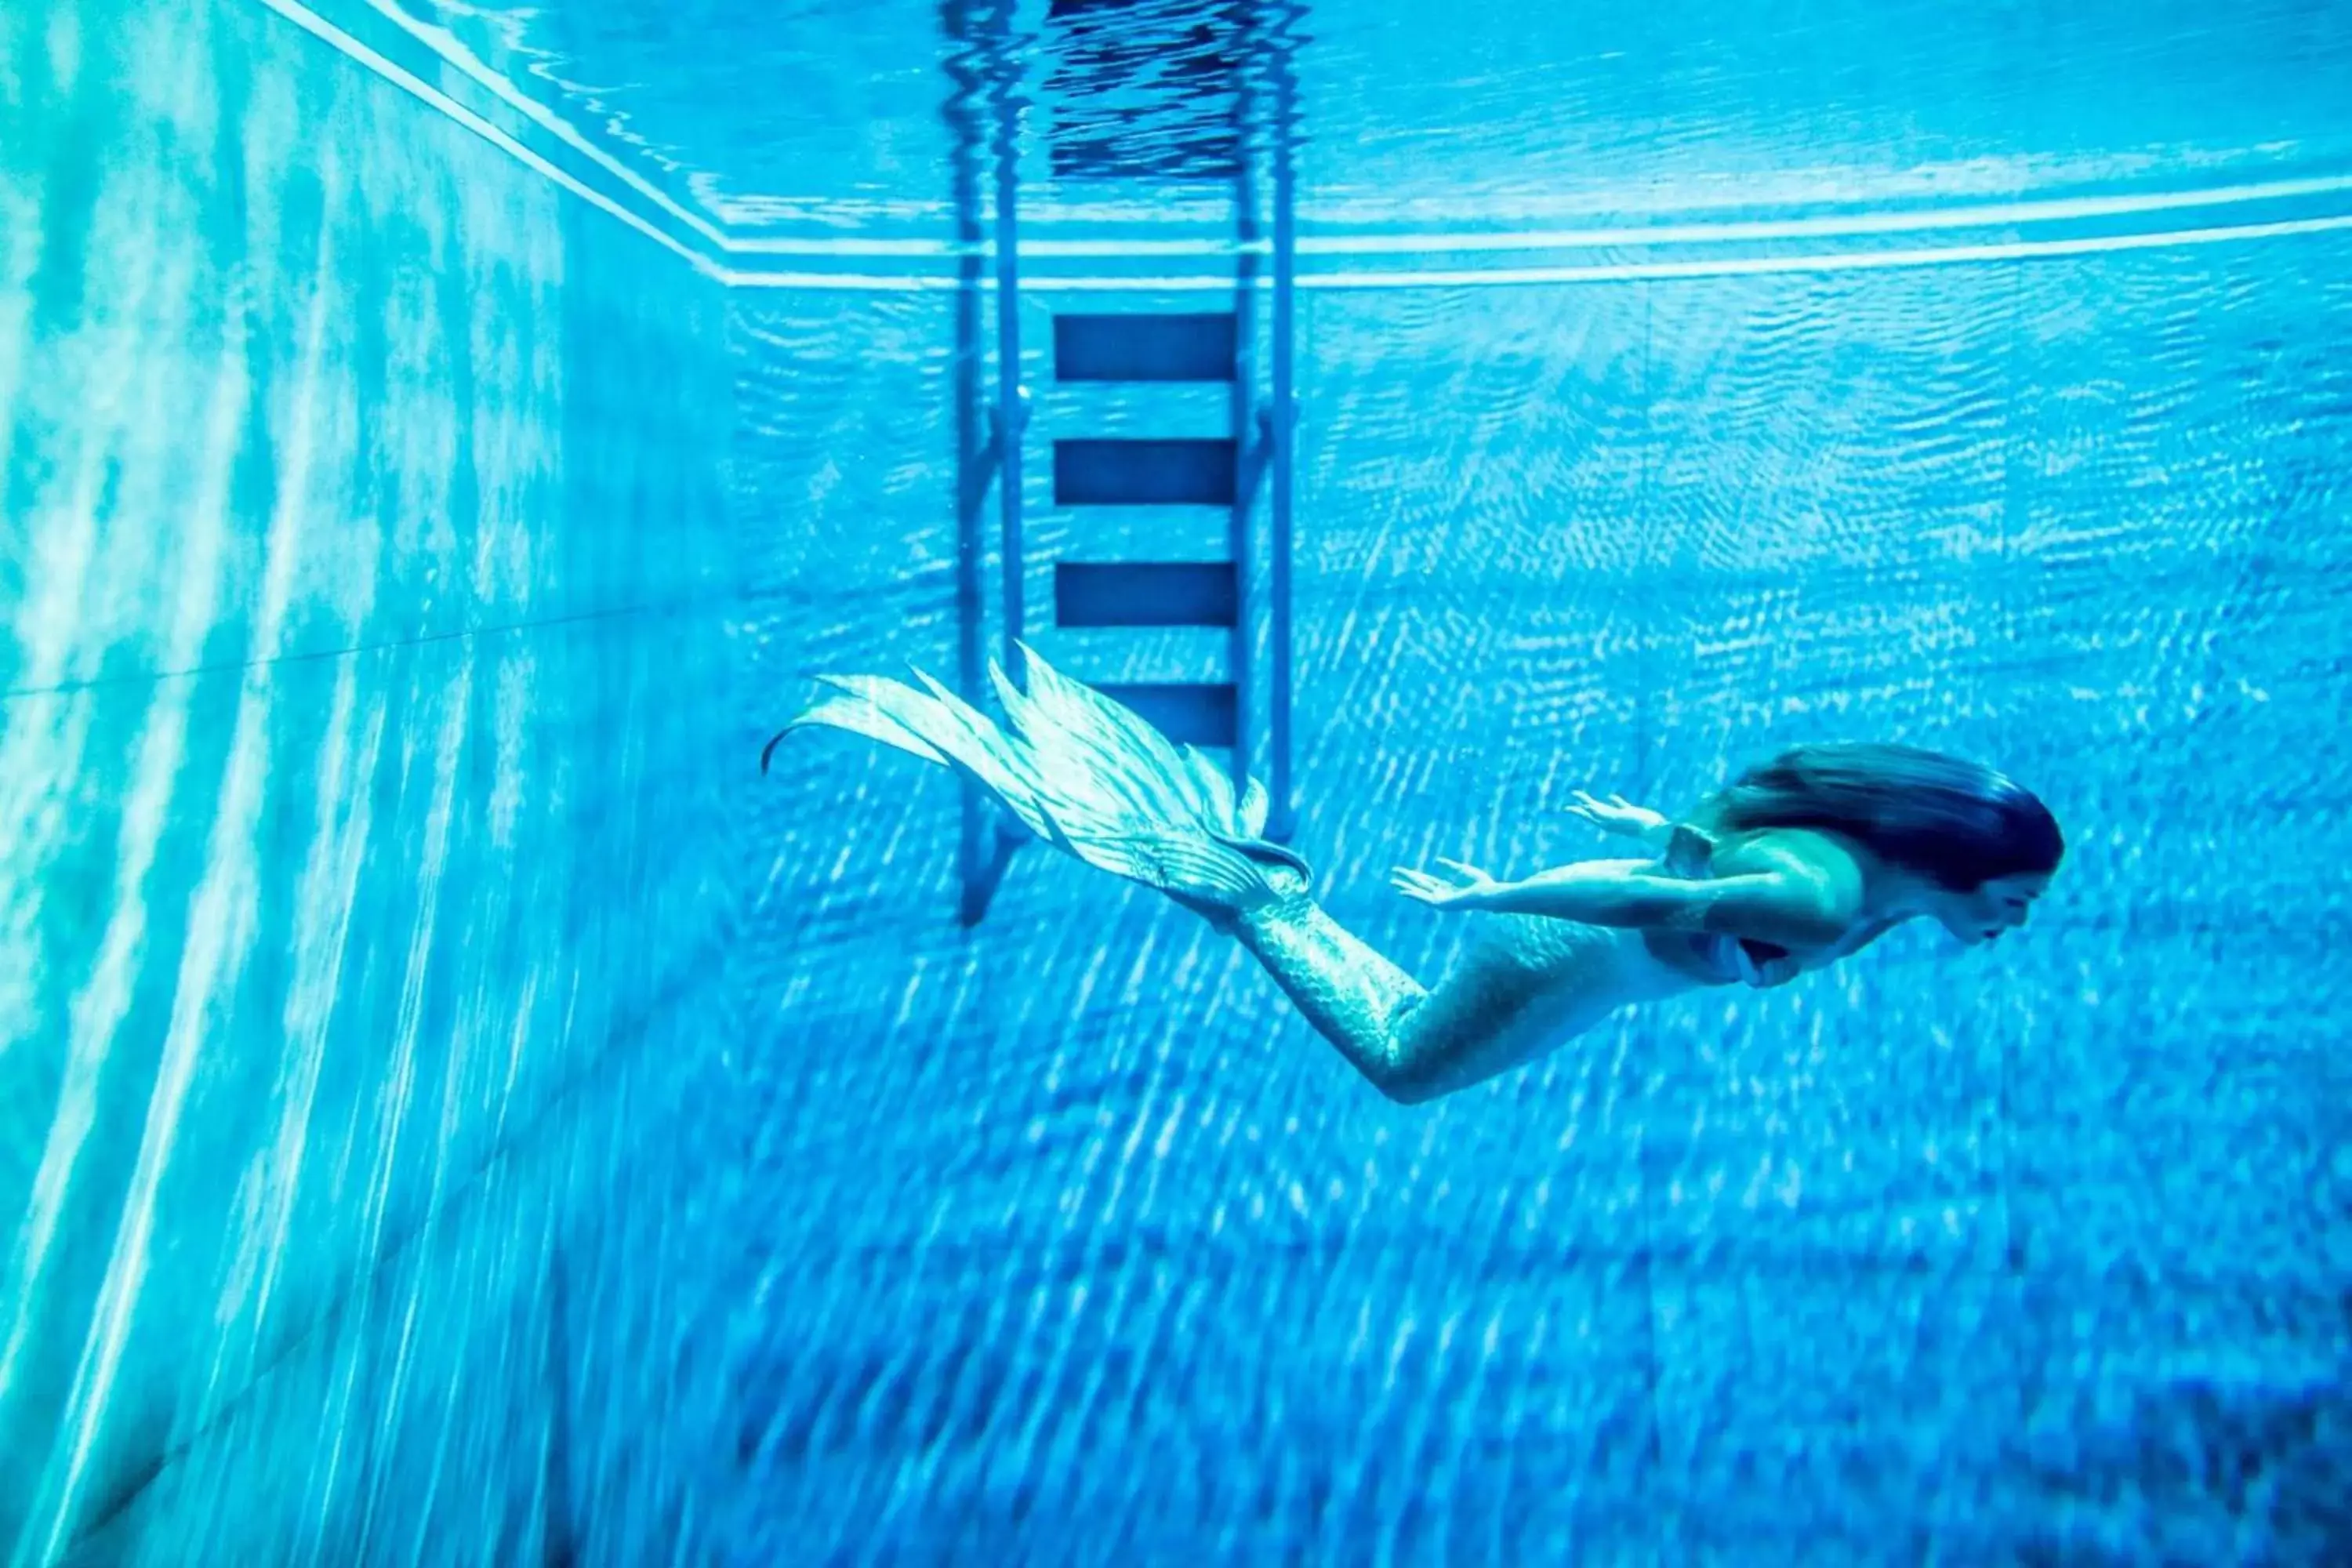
[{"x1": 1392, "y1": 855, "x2": 1861, "y2": 951}]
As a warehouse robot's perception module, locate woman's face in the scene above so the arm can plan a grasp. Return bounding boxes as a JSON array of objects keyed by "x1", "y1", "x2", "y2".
[{"x1": 1933, "y1": 872, "x2": 2051, "y2": 946}]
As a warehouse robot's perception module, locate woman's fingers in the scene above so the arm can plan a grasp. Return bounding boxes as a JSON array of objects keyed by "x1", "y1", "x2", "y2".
[
  {"x1": 1394, "y1": 858, "x2": 1497, "y2": 906},
  {"x1": 1391, "y1": 866, "x2": 1462, "y2": 903},
  {"x1": 1569, "y1": 789, "x2": 1643, "y2": 829}
]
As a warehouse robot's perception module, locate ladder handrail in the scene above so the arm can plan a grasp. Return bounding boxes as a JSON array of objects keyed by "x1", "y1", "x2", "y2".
[
  {"x1": 945, "y1": 3, "x2": 996, "y2": 924},
  {"x1": 1230, "y1": 31, "x2": 1261, "y2": 801},
  {"x1": 990, "y1": 2, "x2": 1025, "y2": 675},
  {"x1": 1266, "y1": 3, "x2": 1299, "y2": 843}
]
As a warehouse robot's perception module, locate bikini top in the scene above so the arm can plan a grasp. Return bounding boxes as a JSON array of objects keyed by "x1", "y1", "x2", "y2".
[{"x1": 1658, "y1": 825, "x2": 1794, "y2": 989}]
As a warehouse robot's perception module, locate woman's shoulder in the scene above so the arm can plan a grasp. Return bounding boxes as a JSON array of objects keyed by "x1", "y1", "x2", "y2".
[{"x1": 1708, "y1": 825, "x2": 1871, "y2": 895}]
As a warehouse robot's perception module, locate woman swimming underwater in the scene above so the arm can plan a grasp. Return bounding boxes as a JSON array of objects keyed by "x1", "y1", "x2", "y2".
[{"x1": 764, "y1": 646, "x2": 2063, "y2": 1105}]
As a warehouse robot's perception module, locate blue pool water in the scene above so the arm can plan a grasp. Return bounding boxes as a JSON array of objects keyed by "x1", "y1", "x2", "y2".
[{"x1": 2, "y1": 0, "x2": 2350, "y2": 1563}]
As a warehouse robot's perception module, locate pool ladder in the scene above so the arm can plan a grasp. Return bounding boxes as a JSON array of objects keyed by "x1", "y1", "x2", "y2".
[{"x1": 946, "y1": 0, "x2": 1300, "y2": 925}]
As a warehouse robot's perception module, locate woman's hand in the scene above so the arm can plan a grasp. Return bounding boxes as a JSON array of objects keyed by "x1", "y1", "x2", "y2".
[
  {"x1": 1390, "y1": 858, "x2": 1502, "y2": 910},
  {"x1": 1566, "y1": 790, "x2": 1670, "y2": 844}
]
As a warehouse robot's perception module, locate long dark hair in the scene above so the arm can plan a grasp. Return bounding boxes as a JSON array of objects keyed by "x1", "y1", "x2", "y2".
[{"x1": 1702, "y1": 742, "x2": 2063, "y2": 891}]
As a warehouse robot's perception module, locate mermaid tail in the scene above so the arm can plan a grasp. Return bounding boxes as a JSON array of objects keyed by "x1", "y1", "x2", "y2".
[{"x1": 761, "y1": 644, "x2": 1309, "y2": 916}]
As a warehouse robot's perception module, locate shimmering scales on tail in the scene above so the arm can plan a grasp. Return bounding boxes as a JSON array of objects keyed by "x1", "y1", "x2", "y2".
[{"x1": 762, "y1": 644, "x2": 1306, "y2": 913}]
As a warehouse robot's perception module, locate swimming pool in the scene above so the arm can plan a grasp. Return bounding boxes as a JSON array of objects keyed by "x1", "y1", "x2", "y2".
[{"x1": 2, "y1": 0, "x2": 2349, "y2": 1562}]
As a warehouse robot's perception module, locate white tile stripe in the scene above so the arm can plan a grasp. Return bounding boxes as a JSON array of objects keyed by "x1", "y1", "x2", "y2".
[
  {"x1": 256, "y1": 0, "x2": 2352, "y2": 292},
  {"x1": 712, "y1": 211, "x2": 2352, "y2": 291},
  {"x1": 356, "y1": 0, "x2": 733, "y2": 250},
  {"x1": 253, "y1": 0, "x2": 724, "y2": 279}
]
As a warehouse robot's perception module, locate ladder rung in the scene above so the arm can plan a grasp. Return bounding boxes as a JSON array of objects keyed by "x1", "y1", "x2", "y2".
[
  {"x1": 1054, "y1": 438, "x2": 1236, "y2": 506},
  {"x1": 1054, "y1": 314, "x2": 1237, "y2": 383},
  {"x1": 1054, "y1": 561, "x2": 1237, "y2": 628},
  {"x1": 1092, "y1": 682, "x2": 1237, "y2": 748}
]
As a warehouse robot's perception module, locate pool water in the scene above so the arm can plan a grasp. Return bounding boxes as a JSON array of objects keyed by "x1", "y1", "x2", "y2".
[{"x1": 2, "y1": 0, "x2": 2349, "y2": 1563}]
